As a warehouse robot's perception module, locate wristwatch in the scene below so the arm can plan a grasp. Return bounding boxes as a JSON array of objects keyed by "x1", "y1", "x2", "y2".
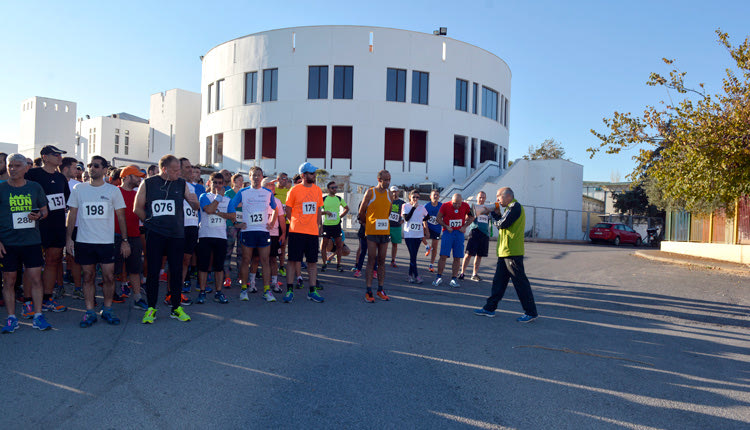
[{"x1": 122, "y1": 238, "x2": 128, "y2": 242}]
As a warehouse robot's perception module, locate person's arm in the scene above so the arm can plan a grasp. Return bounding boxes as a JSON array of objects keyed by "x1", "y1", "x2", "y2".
[
  {"x1": 358, "y1": 189, "x2": 372, "y2": 223},
  {"x1": 115, "y1": 208, "x2": 131, "y2": 258},
  {"x1": 497, "y1": 202, "x2": 522, "y2": 229},
  {"x1": 65, "y1": 206, "x2": 78, "y2": 256},
  {"x1": 185, "y1": 183, "x2": 199, "y2": 210},
  {"x1": 134, "y1": 184, "x2": 147, "y2": 221},
  {"x1": 460, "y1": 205, "x2": 474, "y2": 233},
  {"x1": 202, "y1": 193, "x2": 221, "y2": 214},
  {"x1": 436, "y1": 210, "x2": 446, "y2": 230},
  {"x1": 340, "y1": 200, "x2": 349, "y2": 219},
  {"x1": 278, "y1": 211, "x2": 287, "y2": 244}
]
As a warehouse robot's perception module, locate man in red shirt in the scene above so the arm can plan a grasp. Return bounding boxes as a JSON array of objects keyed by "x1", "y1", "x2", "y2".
[
  {"x1": 115, "y1": 165, "x2": 147, "y2": 309},
  {"x1": 433, "y1": 193, "x2": 474, "y2": 288}
]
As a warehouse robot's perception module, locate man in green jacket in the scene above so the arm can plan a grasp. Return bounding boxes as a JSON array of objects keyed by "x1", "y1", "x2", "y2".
[{"x1": 474, "y1": 187, "x2": 538, "y2": 322}]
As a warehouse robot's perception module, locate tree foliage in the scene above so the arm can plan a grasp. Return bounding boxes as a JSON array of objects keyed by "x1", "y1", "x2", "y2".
[
  {"x1": 588, "y1": 30, "x2": 750, "y2": 214},
  {"x1": 524, "y1": 138, "x2": 567, "y2": 160},
  {"x1": 613, "y1": 184, "x2": 665, "y2": 217}
]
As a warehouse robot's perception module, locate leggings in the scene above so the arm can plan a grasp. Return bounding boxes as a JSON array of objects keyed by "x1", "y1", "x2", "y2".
[
  {"x1": 405, "y1": 238, "x2": 422, "y2": 278},
  {"x1": 145, "y1": 230, "x2": 185, "y2": 310}
]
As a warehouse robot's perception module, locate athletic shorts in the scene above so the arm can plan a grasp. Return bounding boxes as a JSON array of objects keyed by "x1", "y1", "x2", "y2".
[
  {"x1": 240, "y1": 231, "x2": 271, "y2": 248},
  {"x1": 427, "y1": 228, "x2": 441, "y2": 240},
  {"x1": 439, "y1": 230, "x2": 465, "y2": 257},
  {"x1": 287, "y1": 232, "x2": 318, "y2": 263},
  {"x1": 115, "y1": 235, "x2": 143, "y2": 275},
  {"x1": 196, "y1": 237, "x2": 227, "y2": 273},
  {"x1": 41, "y1": 223, "x2": 66, "y2": 249},
  {"x1": 466, "y1": 231, "x2": 489, "y2": 257},
  {"x1": 75, "y1": 242, "x2": 115, "y2": 266},
  {"x1": 0, "y1": 244, "x2": 44, "y2": 272},
  {"x1": 183, "y1": 226, "x2": 199, "y2": 255},
  {"x1": 269, "y1": 235, "x2": 281, "y2": 258},
  {"x1": 367, "y1": 235, "x2": 391, "y2": 244},
  {"x1": 322, "y1": 224, "x2": 342, "y2": 239},
  {"x1": 390, "y1": 226, "x2": 402, "y2": 244}
]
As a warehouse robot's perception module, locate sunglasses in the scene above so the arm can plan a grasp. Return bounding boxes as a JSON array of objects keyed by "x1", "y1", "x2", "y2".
[
  {"x1": 89, "y1": 163, "x2": 104, "y2": 169},
  {"x1": 329, "y1": 186, "x2": 338, "y2": 189}
]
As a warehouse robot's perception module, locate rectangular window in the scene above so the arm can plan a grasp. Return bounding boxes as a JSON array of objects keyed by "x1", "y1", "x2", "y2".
[
  {"x1": 411, "y1": 71, "x2": 429, "y2": 105},
  {"x1": 384, "y1": 128, "x2": 404, "y2": 161},
  {"x1": 216, "y1": 79, "x2": 225, "y2": 110},
  {"x1": 480, "y1": 140, "x2": 498, "y2": 163},
  {"x1": 307, "y1": 126, "x2": 326, "y2": 159},
  {"x1": 215, "y1": 133, "x2": 223, "y2": 163},
  {"x1": 243, "y1": 129, "x2": 256, "y2": 160},
  {"x1": 124, "y1": 136, "x2": 129, "y2": 155},
  {"x1": 386, "y1": 68, "x2": 406, "y2": 102},
  {"x1": 504, "y1": 96, "x2": 509, "y2": 126},
  {"x1": 455, "y1": 79, "x2": 468, "y2": 112},
  {"x1": 482, "y1": 86, "x2": 498, "y2": 121},
  {"x1": 114, "y1": 135, "x2": 120, "y2": 154},
  {"x1": 333, "y1": 66, "x2": 353, "y2": 99},
  {"x1": 205, "y1": 136, "x2": 213, "y2": 164},
  {"x1": 262, "y1": 68, "x2": 278, "y2": 102},
  {"x1": 207, "y1": 83, "x2": 214, "y2": 113},
  {"x1": 453, "y1": 135, "x2": 466, "y2": 167},
  {"x1": 331, "y1": 126, "x2": 353, "y2": 160},
  {"x1": 308, "y1": 66, "x2": 328, "y2": 99},
  {"x1": 244, "y1": 72, "x2": 257, "y2": 104},
  {"x1": 471, "y1": 138, "x2": 477, "y2": 169},
  {"x1": 472, "y1": 83, "x2": 478, "y2": 114},
  {"x1": 261, "y1": 127, "x2": 277, "y2": 158},
  {"x1": 409, "y1": 130, "x2": 427, "y2": 163}
]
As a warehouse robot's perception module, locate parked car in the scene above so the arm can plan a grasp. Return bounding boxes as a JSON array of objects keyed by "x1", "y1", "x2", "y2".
[{"x1": 589, "y1": 223, "x2": 642, "y2": 246}]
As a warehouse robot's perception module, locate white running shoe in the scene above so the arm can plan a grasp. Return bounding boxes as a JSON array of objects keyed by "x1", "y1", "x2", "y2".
[
  {"x1": 240, "y1": 289, "x2": 250, "y2": 301},
  {"x1": 263, "y1": 291, "x2": 277, "y2": 302},
  {"x1": 449, "y1": 279, "x2": 460, "y2": 288},
  {"x1": 432, "y1": 277, "x2": 443, "y2": 287}
]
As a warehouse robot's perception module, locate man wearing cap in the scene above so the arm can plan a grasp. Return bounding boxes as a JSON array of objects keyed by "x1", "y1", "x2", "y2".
[
  {"x1": 282, "y1": 162, "x2": 324, "y2": 303},
  {"x1": 388, "y1": 186, "x2": 405, "y2": 268},
  {"x1": 115, "y1": 165, "x2": 147, "y2": 310},
  {"x1": 24, "y1": 145, "x2": 69, "y2": 314},
  {"x1": 358, "y1": 170, "x2": 393, "y2": 303}
]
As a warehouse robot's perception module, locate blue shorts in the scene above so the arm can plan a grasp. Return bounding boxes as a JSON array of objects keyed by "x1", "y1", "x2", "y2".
[
  {"x1": 240, "y1": 231, "x2": 271, "y2": 248},
  {"x1": 439, "y1": 230, "x2": 465, "y2": 257}
]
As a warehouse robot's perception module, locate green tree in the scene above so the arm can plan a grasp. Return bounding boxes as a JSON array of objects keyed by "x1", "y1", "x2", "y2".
[
  {"x1": 613, "y1": 184, "x2": 665, "y2": 217},
  {"x1": 588, "y1": 30, "x2": 750, "y2": 215},
  {"x1": 524, "y1": 138, "x2": 566, "y2": 160}
]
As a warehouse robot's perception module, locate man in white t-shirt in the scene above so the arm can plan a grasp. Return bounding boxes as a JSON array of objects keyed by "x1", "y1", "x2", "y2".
[
  {"x1": 195, "y1": 172, "x2": 233, "y2": 304},
  {"x1": 401, "y1": 189, "x2": 430, "y2": 284},
  {"x1": 66, "y1": 156, "x2": 130, "y2": 328}
]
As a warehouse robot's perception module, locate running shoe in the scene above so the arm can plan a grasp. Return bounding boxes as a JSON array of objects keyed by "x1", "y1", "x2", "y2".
[
  {"x1": 283, "y1": 290, "x2": 294, "y2": 303},
  {"x1": 316, "y1": 282, "x2": 324, "y2": 290},
  {"x1": 408, "y1": 276, "x2": 415, "y2": 283},
  {"x1": 43, "y1": 298, "x2": 67, "y2": 312},
  {"x1": 432, "y1": 277, "x2": 443, "y2": 287},
  {"x1": 415, "y1": 275, "x2": 424, "y2": 284},
  {"x1": 376, "y1": 290, "x2": 390, "y2": 301},
  {"x1": 470, "y1": 274, "x2": 481, "y2": 282},
  {"x1": 239, "y1": 288, "x2": 249, "y2": 301},
  {"x1": 516, "y1": 314, "x2": 538, "y2": 323},
  {"x1": 278, "y1": 267, "x2": 286, "y2": 277},
  {"x1": 248, "y1": 285, "x2": 258, "y2": 294},
  {"x1": 337, "y1": 265, "x2": 344, "y2": 272},
  {"x1": 112, "y1": 293, "x2": 126, "y2": 304},
  {"x1": 170, "y1": 306, "x2": 191, "y2": 322},
  {"x1": 307, "y1": 290, "x2": 324, "y2": 303},
  {"x1": 365, "y1": 292, "x2": 375, "y2": 303},
  {"x1": 33, "y1": 314, "x2": 52, "y2": 330},
  {"x1": 458, "y1": 273, "x2": 465, "y2": 280},
  {"x1": 54, "y1": 283, "x2": 65, "y2": 299},
  {"x1": 159, "y1": 272, "x2": 168, "y2": 282},
  {"x1": 449, "y1": 279, "x2": 460, "y2": 288},
  {"x1": 182, "y1": 281, "x2": 191, "y2": 293},
  {"x1": 100, "y1": 309, "x2": 120, "y2": 325},
  {"x1": 214, "y1": 292, "x2": 229, "y2": 304},
  {"x1": 424, "y1": 245, "x2": 431, "y2": 256},
  {"x1": 80, "y1": 311, "x2": 98, "y2": 328},
  {"x1": 205, "y1": 286, "x2": 213, "y2": 294},
  {"x1": 296, "y1": 277, "x2": 304, "y2": 289},
  {"x1": 196, "y1": 291, "x2": 206, "y2": 304},
  {"x1": 473, "y1": 308, "x2": 496, "y2": 318},
  {"x1": 22, "y1": 302, "x2": 34, "y2": 319},
  {"x1": 272, "y1": 283, "x2": 283, "y2": 293},
  {"x1": 223, "y1": 277, "x2": 232, "y2": 288},
  {"x1": 120, "y1": 283, "x2": 131, "y2": 297},
  {"x1": 391, "y1": 261, "x2": 398, "y2": 268},
  {"x1": 142, "y1": 307, "x2": 157, "y2": 324},
  {"x1": 327, "y1": 254, "x2": 335, "y2": 263},
  {"x1": 353, "y1": 269, "x2": 362, "y2": 278},
  {"x1": 263, "y1": 291, "x2": 277, "y2": 302},
  {"x1": 2, "y1": 316, "x2": 19, "y2": 334},
  {"x1": 428, "y1": 264, "x2": 435, "y2": 272},
  {"x1": 164, "y1": 294, "x2": 192, "y2": 306},
  {"x1": 72, "y1": 288, "x2": 84, "y2": 300},
  {"x1": 320, "y1": 264, "x2": 327, "y2": 272},
  {"x1": 133, "y1": 298, "x2": 148, "y2": 310}
]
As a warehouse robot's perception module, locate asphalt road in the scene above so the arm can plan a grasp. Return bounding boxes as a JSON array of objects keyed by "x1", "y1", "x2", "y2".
[{"x1": 1, "y1": 242, "x2": 748, "y2": 429}]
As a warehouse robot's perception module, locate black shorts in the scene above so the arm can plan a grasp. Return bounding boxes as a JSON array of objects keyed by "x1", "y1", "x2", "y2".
[
  {"x1": 75, "y1": 242, "x2": 115, "y2": 266},
  {"x1": 184, "y1": 226, "x2": 199, "y2": 255},
  {"x1": 0, "y1": 244, "x2": 44, "y2": 272},
  {"x1": 196, "y1": 237, "x2": 227, "y2": 273},
  {"x1": 115, "y1": 235, "x2": 143, "y2": 275},
  {"x1": 41, "y1": 223, "x2": 66, "y2": 248},
  {"x1": 367, "y1": 235, "x2": 391, "y2": 244},
  {"x1": 269, "y1": 235, "x2": 281, "y2": 258},
  {"x1": 287, "y1": 232, "x2": 318, "y2": 263},
  {"x1": 322, "y1": 224, "x2": 342, "y2": 239},
  {"x1": 428, "y1": 228, "x2": 441, "y2": 240},
  {"x1": 466, "y1": 231, "x2": 490, "y2": 257}
]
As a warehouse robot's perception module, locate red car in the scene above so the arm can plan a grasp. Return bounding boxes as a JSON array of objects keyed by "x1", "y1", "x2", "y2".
[{"x1": 589, "y1": 223, "x2": 642, "y2": 246}]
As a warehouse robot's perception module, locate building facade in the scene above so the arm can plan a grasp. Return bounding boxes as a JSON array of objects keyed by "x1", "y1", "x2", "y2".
[
  {"x1": 19, "y1": 96, "x2": 77, "y2": 158},
  {"x1": 149, "y1": 89, "x2": 201, "y2": 163},
  {"x1": 76, "y1": 113, "x2": 150, "y2": 163},
  {"x1": 199, "y1": 26, "x2": 511, "y2": 186}
]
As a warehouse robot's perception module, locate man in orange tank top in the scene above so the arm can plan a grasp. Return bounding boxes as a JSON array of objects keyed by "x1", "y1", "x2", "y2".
[{"x1": 357, "y1": 170, "x2": 392, "y2": 303}]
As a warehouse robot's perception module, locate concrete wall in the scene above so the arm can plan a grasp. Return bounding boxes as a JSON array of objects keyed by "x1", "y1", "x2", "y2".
[
  {"x1": 77, "y1": 116, "x2": 149, "y2": 164},
  {"x1": 150, "y1": 89, "x2": 201, "y2": 164},
  {"x1": 19, "y1": 97, "x2": 77, "y2": 158},
  {"x1": 0, "y1": 142, "x2": 18, "y2": 154},
  {"x1": 661, "y1": 241, "x2": 750, "y2": 265}
]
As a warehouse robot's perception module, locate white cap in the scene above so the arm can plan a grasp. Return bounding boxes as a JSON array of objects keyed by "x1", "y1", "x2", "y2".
[{"x1": 389, "y1": 186, "x2": 399, "y2": 192}]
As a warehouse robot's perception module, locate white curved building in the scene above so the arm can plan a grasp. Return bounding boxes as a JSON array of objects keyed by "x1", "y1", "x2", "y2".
[{"x1": 199, "y1": 25, "x2": 511, "y2": 186}]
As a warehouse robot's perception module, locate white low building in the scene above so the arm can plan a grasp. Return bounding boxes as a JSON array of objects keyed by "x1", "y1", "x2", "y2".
[
  {"x1": 149, "y1": 88, "x2": 201, "y2": 164},
  {"x1": 76, "y1": 113, "x2": 150, "y2": 163},
  {"x1": 19, "y1": 96, "x2": 77, "y2": 158},
  {"x1": 199, "y1": 25, "x2": 511, "y2": 185}
]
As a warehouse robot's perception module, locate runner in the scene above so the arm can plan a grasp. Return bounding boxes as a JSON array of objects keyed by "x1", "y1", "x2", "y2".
[
  {"x1": 283, "y1": 163, "x2": 324, "y2": 303},
  {"x1": 433, "y1": 193, "x2": 474, "y2": 288},
  {"x1": 401, "y1": 189, "x2": 430, "y2": 283},
  {"x1": 320, "y1": 181, "x2": 349, "y2": 272},
  {"x1": 388, "y1": 186, "x2": 405, "y2": 268},
  {"x1": 24, "y1": 145, "x2": 69, "y2": 313},
  {"x1": 60, "y1": 156, "x2": 81, "y2": 298},
  {"x1": 223, "y1": 172, "x2": 244, "y2": 288},
  {"x1": 1, "y1": 153, "x2": 51, "y2": 332},
  {"x1": 195, "y1": 172, "x2": 231, "y2": 304},
  {"x1": 423, "y1": 189, "x2": 442, "y2": 272},
  {"x1": 115, "y1": 165, "x2": 147, "y2": 309},
  {"x1": 460, "y1": 191, "x2": 491, "y2": 281},
  {"x1": 227, "y1": 166, "x2": 278, "y2": 302},
  {"x1": 66, "y1": 156, "x2": 130, "y2": 328},
  {"x1": 358, "y1": 169, "x2": 392, "y2": 303},
  {"x1": 172, "y1": 157, "x2": 198, "y2": 305},
  {"x1": 261, "y1": 177, "x2": 286, "y2": 293},
  {"x1": 274, "y1": 172, "x2": 291, "y2": 277},
  {"x1": 133, "y1": 154, "x2": 199, "y2": 323}
]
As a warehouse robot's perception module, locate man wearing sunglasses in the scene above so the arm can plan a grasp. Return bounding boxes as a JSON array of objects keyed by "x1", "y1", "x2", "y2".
[{"x1": 320, "y1": 181, "x2": 349, "y2": 272}]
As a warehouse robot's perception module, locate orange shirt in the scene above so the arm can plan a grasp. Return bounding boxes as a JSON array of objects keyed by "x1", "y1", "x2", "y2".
[
  {"x1": 365, "y1": 187, "x2": 392, "y2": 236},
  {"x1": 286, "y1": 183, "x2": 324, "y2": 236}
]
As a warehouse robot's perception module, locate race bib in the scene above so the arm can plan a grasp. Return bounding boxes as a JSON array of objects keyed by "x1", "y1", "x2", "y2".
[
  {"x1": 449, "y1": 219, "x2": 463, "y2": 228},
  {"x1": 375, "y1": 219, "x2": 389, "y2": 230},
  {"x1": 477, "y1": 215, "x2": 488, "y2": 224},
  {"x1": 82, "y1": 202, "x2": 107, "y2": 219},
  {"x1": 208, "y1": 214, "x2": 224, "y2": 226},
  {"x1": 235, "y1": 211, "x2": 243, "y2": 223},
  {"x1": 428, "y1": 216, "x2": 437, "y2": 225},
  {"x1": 302, "y1": 202, "x2": 317, "y2": 215},
  {"x1": 389, "y1": 212, "x2": 400, "y2": 222},
  {"x1": 184, "y1": 206, "x2": 198, "y2": 220},
  {"x1": 12, "y1": 212, "x2": 34, "y2": 229},
  {"x1": 245, "y1": 212, "x2": 264, "y2": 225},
  {"x1": 326, "y1": 212, "x2": 338, "y2": 221},
  {"x1": 47, "y1": 193, "x2": 65, "y2": 211},
  {"x1": 151, "y1": 199, "x2": 175, "y2": 216},
  {"x1": 408, "y1": 222, "x2": 422, "y2": 231}
]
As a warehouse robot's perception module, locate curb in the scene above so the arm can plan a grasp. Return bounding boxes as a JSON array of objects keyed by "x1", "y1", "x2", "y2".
[{"x1": 634, "y1": 250, "x2": 750, "y2": 278}]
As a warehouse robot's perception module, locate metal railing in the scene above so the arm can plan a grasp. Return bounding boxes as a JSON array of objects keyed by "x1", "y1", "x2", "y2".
[{"x1": 440, "y1": 160, "x2": 501, "y2": 202}]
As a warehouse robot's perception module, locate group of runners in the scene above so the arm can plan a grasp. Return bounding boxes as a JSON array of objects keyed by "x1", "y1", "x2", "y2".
[{"x1": 0, "y1": 146, "x2": 537, "y2": 333}]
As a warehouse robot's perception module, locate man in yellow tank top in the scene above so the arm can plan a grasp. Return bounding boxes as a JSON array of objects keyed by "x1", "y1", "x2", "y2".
[{"x1": 357, "y1": 170, "x2": 392, "y2": 303}]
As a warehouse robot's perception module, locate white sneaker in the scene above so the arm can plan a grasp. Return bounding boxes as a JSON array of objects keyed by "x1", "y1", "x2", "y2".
[
  {"x1": 415, "y1": 276, "x2": 424, "y2": 284},
  {"x1": 248, "y1": 285, "x2": 258, "y2": 293},
  {"x1": 407, "y1": 276, "x2": 415, "y2": 283},
  {"x1": 240, "y1": 289, "x2": 250, "y2": 301},
  {"x1": 449, "y1": 279, "x2": 460, "y2": 288},
  {"x1": 432, "y1": 277, "x2": 443, "y2": 287},
  {"x1": 263, "y1": 291, "x2": 277, "y2": 302}
]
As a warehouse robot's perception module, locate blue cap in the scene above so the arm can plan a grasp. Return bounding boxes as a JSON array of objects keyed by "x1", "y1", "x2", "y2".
[{"x1": 299, "y1": 162, "x2": 318, "y2": 174}]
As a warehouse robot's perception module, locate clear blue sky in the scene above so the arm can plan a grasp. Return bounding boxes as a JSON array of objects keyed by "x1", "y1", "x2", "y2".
[{"x1": 2, "y1": 0, "x2": 747, "y2": 181}]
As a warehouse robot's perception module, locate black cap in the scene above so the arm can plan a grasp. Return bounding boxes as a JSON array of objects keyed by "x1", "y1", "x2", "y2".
[{"x1": 40, "y1": 145, "x2": 66, "y2": 156}]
